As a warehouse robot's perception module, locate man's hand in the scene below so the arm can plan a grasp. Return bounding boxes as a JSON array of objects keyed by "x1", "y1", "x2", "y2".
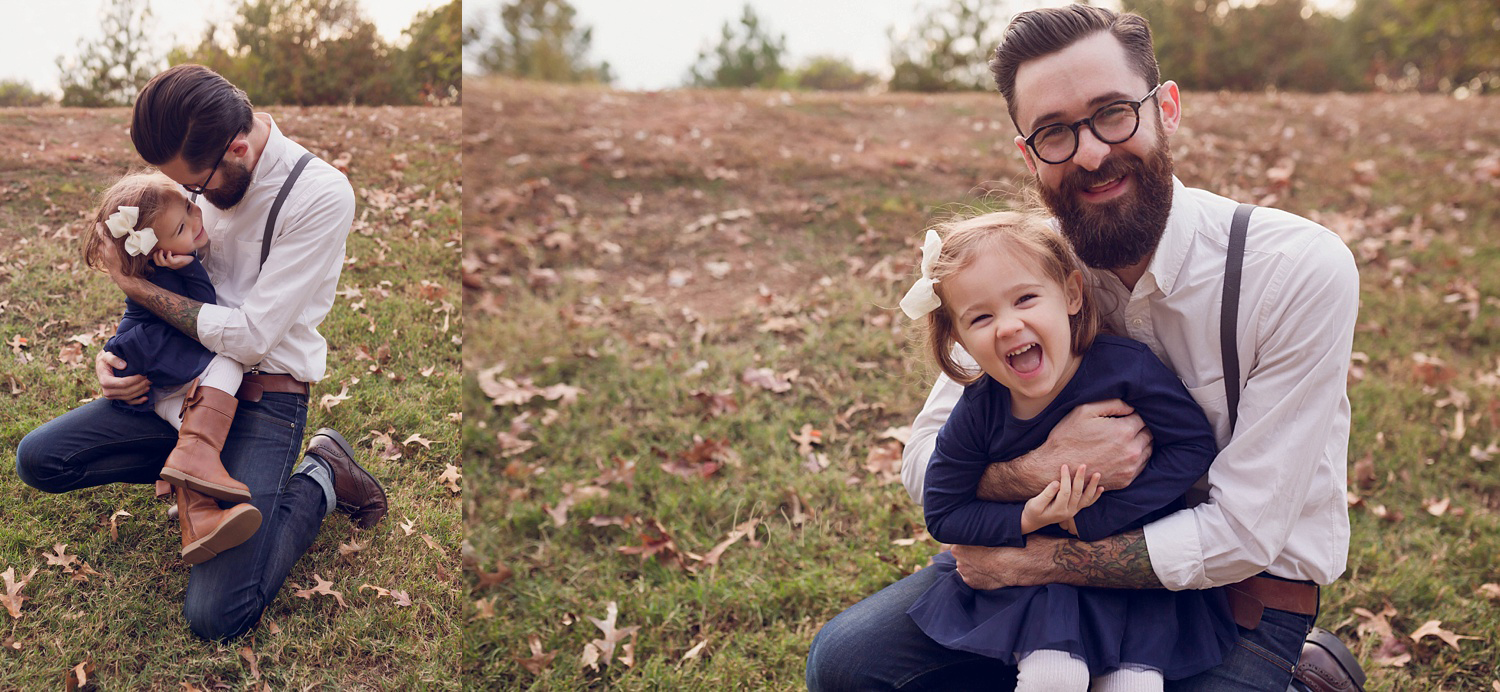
[
  {"x1": 1032, "y1": 399, "x2": 1152, "y2": 490},
  {"x1": 950, "y1": 539, "x2": 1060, "y2": 590},
  {"x1": 1020, "y1": 464, "x2": 1103, "y2": 533},
  {"x1": 95, "y1": 350, "x2": 150, "y2": 404}
]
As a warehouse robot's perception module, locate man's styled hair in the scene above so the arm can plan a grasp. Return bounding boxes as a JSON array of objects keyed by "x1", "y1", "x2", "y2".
[
  {"x1": 131, "y1": 64, "x2": 254, "y2": 170},
  {"x1": 989, "y1": 4, "x2": 1159, "y2": 130}
]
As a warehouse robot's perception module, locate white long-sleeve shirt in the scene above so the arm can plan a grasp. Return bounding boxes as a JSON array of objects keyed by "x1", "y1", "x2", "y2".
[
  {"x1": 902, "y1": 178, "x2": 1358, "y2": 590},
  {"x1": 197, "y1": 115, "x2": 355, "y2": 383}
]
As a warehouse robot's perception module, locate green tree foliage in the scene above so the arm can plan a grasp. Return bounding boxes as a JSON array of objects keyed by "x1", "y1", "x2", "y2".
[
  {"x1": 1345, "y1": 0, "x2": 1500, "y2": 93},
  {"x1": 173, "y1": 0, "x2": 400, "y2": 106},
  {"x1": 888, "y1": 0, "x2": 1004, "y2": 92},
  {"x1": 467, "y1": 0, "x2": 612, "y2": 83},
  {"x1": 790, "y1": 56, "x2": 879, "y2": 92},
  {"x1": 688, "y1": 5, "x2": 787, "y2": 88},
  {"x1": 56, "y1": 0, "x2": 165, "y2": 107},
  {"x1": 399, "y1": 0, "x2": 462, "y2": 104},
  {"x1": 1125, "y1": 0, "x2": 1360, "y2": 92},
  {"x1": 0, "y1": 80, "x2": 55, "y2": 108}
]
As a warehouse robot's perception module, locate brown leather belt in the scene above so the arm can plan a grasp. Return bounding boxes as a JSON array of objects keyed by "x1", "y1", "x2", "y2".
[
  {"x1": 1225, "y1": 575, "x2": 1320, "y2": 629},
  {"x1": 236, "y1": 373, "x2": 310, "y2": 402}
]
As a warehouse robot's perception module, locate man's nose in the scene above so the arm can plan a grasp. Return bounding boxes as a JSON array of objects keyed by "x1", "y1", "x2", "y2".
[{"x1": 1071, "y1": 127, "x2": 1110, "y2": 171}]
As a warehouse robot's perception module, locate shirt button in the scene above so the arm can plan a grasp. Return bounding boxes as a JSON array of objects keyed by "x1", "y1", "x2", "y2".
[{"x1": 1132, "y1": 318, "x2": 1144, "y2": 326}]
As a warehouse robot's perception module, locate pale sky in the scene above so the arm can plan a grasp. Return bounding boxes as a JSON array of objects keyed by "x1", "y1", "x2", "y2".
[
  {"x1": 1, "y1": 0, "x2": 446, "y2": 98},
  {"x1": 463, "y1": 0, "x2": 1355, "y2": 91}
]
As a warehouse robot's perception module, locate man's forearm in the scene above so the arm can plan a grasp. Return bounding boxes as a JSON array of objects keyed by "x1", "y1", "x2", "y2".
[
  {"x1": 1047, "y1": 529, "x2": 1162, "y2": 589},
  {"x1": 124, "y1": 279, "x2": 203, "y2": 339},
  {"x1": 975, "y1": 451, "x2": 1048, "y2": 502}
]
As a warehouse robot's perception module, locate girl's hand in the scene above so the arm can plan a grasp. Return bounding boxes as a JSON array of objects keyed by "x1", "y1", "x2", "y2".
[
  {"x1": 1020, "y1": 464, "x2": 1104, "y2": 533},
  {"x1": 152, "y1": 249, "x2": 193, "y2": 269}
]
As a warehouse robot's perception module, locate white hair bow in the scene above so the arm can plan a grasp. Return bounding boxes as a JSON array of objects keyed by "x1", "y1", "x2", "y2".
[
  {"x1": 105, "y1": 205, "x2": 158, "y2": 257},
  {"x1": 899, "y1": 229, "x2": 943, "y2": 319}
]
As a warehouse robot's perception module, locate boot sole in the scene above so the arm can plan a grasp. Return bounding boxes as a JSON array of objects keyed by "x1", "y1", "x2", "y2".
[
  {"x1": 181, "y1": 504, "x2": 263, "y2": 565},
  {"x1": 160, "y1": 468, "x2": 253, "y2": 504}
]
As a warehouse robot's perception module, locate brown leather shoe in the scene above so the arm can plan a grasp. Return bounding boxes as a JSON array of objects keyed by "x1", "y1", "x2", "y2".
[
  {"x1": 160, "y1": 382, "x2": 252, "y2": 504},
  {"x1": 178, "y1": 486, "x2": 262, "y2": 565},
  {"x1": 305, "y1": 428, "x2": 388, "y2": 529},
  {"x1": 1293, "y1": 627, "x2": 1366, "y2": 692}
]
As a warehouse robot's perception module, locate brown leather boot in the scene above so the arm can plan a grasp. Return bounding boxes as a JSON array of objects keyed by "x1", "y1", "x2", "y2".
[
  {"x1": 159, "y1": 381, "x2": 252, "y2": 504},
  {"x1": 178, "y1": 486, "x2": 262, "y2": 565}
]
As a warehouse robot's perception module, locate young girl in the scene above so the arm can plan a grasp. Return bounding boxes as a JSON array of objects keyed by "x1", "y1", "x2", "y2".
[
  {"x1": 898, "y1": 211, "x2": 1236, "y2": 690},
  {"x1": 83, "y1": 171, "x2": 261, "y2": 564}
]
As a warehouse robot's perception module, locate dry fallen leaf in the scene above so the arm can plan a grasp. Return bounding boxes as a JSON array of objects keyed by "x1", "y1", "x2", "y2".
[
  {"x1": 404, "y1": 433, "x2": 434, "y2": 449},
  {"x1": 864, "y1": 441, "x2": 904, "y2": 485},
  {"x1": 1478, "y1": 583, "x2": 1500, "y2": 601},
  {"x1": 239, "y1": 646, "x2": 261, "y2": 681},
  {"x1": 741, "y1": 366, "x2": 795, "y2": 393},
  {"x1": 64, "y1": 660, "x2": 94, "y2": 692},
  {"x1": 109, "y1": 509, "x2": 132, "y2": 541},
  {"x1": 581, "y1": 601, "x2": 640, "y2": 671},
  {"x1": 617, "y1": 518, "x2": 684, "y2": 569},
  {"x1": 437, "y1": 464, "x2": 462, "y2": 494},
  {"x1": 44, "y1": 544, "x2": 78, "y2": 572},
  {"x1": 293, "y1": 573, "x2": 347, "y2": 608},
  {"x1": 0, "y1": 567, "x2": 39, "y2": 619},
  {"x1": 400, "y1": 517, "x2": 417, "y2": 536},
  {"x1": 338, "y1": 540, "x2": 366, "y2": 558},
  {"x1": 680, "y1": 637, "x2": 709, "y2": 663},
  {"x1": 695, "y1": 518, "x2": 761, "y2": 570},
  {"x1": 1410, "y1": 620, "x2": 1481, "y2": 650},
  {"x1": 319, "y1": 384, "x2": 352, "y2": 411},
  {"x1": 790, "y1": 424, "x2": 822, "y2": 455},
  {"x1": 472, "y1": 596, "x2": 497, "y2": 620},
  {"x1": 516, "y1": 634, "x2": 557, "y2": 674}
]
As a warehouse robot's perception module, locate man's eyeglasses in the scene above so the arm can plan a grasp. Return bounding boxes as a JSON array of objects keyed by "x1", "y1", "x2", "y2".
[
  {"x1": 183, "y1": 138, "x2": 235, "y2": 202},
  {"x1": 1021, "y1": 84, "x2": 1162, "y2": 165}
]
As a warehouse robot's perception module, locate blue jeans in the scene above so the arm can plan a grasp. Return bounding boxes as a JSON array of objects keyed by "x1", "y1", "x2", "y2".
[
  {"x1": 806, "y1": 563, "x2": 1312, "y2": 691},
  {"x1": 15, "y1": 394, "x2": 325, "y2": 641}
]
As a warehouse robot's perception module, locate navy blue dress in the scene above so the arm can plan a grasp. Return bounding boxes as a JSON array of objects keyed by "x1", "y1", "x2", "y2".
[
  {"x1": 104, "y1": 257, "x2": 219, "y2": 413},
  {"x1": 907, "y1": 334, "x2": 1236, "y2": 679}
]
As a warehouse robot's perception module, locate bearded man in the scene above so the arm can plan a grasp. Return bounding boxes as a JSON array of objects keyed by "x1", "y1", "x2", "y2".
[{"x1": 807, "y1": 5, "x2": 1360, "y2": 690}]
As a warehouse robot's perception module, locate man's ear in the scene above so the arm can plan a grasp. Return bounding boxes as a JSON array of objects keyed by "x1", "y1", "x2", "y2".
[
  {"x1": 1156, "y1": 81, "x2": 1182, "y2": 137},
  {"x1": 1015, "y1": 135, "x2": 1038, "y2": 175},
  {"x1": 228, "y1": 134, "x2": 251, "y2": 161},
  {"x1": 1064, "y1": 270, "x2": 1084, "y2": 316}
]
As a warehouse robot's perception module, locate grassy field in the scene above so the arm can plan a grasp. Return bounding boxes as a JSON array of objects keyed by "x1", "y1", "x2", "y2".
[
  {"x1": 464, "y1": 78, "x2": 1500, "y2": 690},
  {"x1": 0, "y1": 106, "x2": 463, "y2": 688}
]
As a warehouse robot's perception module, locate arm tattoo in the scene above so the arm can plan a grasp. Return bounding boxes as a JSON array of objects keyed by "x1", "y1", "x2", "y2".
[
  {"x1": 133, "y1": 284, "x2": 203, "y2": 340},
  {"x1": 1052, "y1": 529, "x2": 1163, "y2": 589}
]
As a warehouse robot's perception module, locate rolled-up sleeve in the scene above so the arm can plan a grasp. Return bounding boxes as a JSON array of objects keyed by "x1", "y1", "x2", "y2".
[{"x1": 1144, "y1": 233, "x2": 1358, "y2": 589}]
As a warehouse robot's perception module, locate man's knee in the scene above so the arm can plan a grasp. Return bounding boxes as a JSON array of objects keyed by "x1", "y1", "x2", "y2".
[
  {"x1": 183, "y1": 592, "x2": 262, "y2": 642},
  {"x1": 807, "y1": 607, "x2": 876, "y2": 691},
  {"x1": 14, "y1": 430, "x2": 68, "y2": 493}
]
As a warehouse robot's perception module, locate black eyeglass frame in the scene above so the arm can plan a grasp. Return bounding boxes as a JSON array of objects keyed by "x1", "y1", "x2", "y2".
[
  {"x1": 1020, "y1": 83, "x2": 1163, "y2": 165},
  {"x1": 182, "y1": 137, "x2": 236, "y2": 203}
]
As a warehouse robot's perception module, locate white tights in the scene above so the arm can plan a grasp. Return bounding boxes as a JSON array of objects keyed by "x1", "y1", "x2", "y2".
[
  {"x1": 1014, "y1": 649, "x2": 1164, "y2": 692},
  {"x1": 151, "y1": 355, "x2": 244, "y2": 431}
]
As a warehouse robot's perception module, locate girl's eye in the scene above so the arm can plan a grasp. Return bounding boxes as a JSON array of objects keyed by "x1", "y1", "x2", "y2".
[
  {"x1": 969, "y1": 314, "x2": 991, "y2": 327},
  {"x1": 1016, "y1": 293, "x2": 1038, "y2": 305}
]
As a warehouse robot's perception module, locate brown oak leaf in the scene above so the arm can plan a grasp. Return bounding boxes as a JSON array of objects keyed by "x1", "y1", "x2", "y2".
[
  {"x1": 581, "y1": 601, "x2": 640, "y2": 670},
  {"x1": 0, "y1": 567, "x2": 39, "y2": 619},
  {"x1": 293, "y1": 573, "x2": 346, "y2": 608}
]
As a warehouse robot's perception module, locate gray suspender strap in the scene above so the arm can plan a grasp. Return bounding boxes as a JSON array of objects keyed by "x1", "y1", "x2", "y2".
[
  {"x1": 1222, "y1": 203, "x2": 1255, "y2": 434},
  {"x1": 260, "y1": 152, "x2": 317, "y2": 269}
]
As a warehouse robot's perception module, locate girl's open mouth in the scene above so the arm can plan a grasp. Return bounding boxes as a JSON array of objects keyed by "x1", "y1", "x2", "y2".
[{"x1": 1006, "y1": 343, "x2": 1043, "y2": 375}]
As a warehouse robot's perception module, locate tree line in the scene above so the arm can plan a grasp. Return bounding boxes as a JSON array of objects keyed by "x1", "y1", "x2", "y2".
[
  {"x1": 466, "y1": 0, "x2": 1499, "y2": 95},
  {"x1": 1, "y1": 0, "x2": 460, "y2": 108}
]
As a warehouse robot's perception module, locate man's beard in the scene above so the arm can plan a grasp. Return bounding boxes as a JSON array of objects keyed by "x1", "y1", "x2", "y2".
[
  {"x1": 201, "y1": 160, "x2": 252, "y2": 209},
  {"x1": 1039, "y1": 136, "x2": 1175, "y2": 271}
]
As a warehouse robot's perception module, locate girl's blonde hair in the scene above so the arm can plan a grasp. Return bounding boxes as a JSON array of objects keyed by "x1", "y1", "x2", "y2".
[
  {"x1": 920, "y1": 210, "x2": 1102, "y2": 385},
  {"x1": 82, "y1": 171, "x2": 183, "y2": 279}
]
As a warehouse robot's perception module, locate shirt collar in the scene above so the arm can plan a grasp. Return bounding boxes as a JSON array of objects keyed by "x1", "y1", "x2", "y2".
[
  {"x1": 1143, "y1": 176, "x2": 1194, "y2": 296},
  {"x1": 249, "y1": 113, "x2": 288, "y2": 187}
]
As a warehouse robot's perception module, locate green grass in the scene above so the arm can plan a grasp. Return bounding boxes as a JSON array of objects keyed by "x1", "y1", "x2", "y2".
[
  {"x1": 465, "y1": 80, "x2": 1500, "y2": 689},
  {"x1": 0, "y1": 105, "x2": 462, "y2": 689}
]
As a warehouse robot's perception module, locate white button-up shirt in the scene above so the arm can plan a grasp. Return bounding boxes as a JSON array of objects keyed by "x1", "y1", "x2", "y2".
[
  {"x1": 197, "y1": 115, "x2": 355, "y2": 383},
  {"x1": 901, "y1": 178, "x2": 1358, "y2": 589}
]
